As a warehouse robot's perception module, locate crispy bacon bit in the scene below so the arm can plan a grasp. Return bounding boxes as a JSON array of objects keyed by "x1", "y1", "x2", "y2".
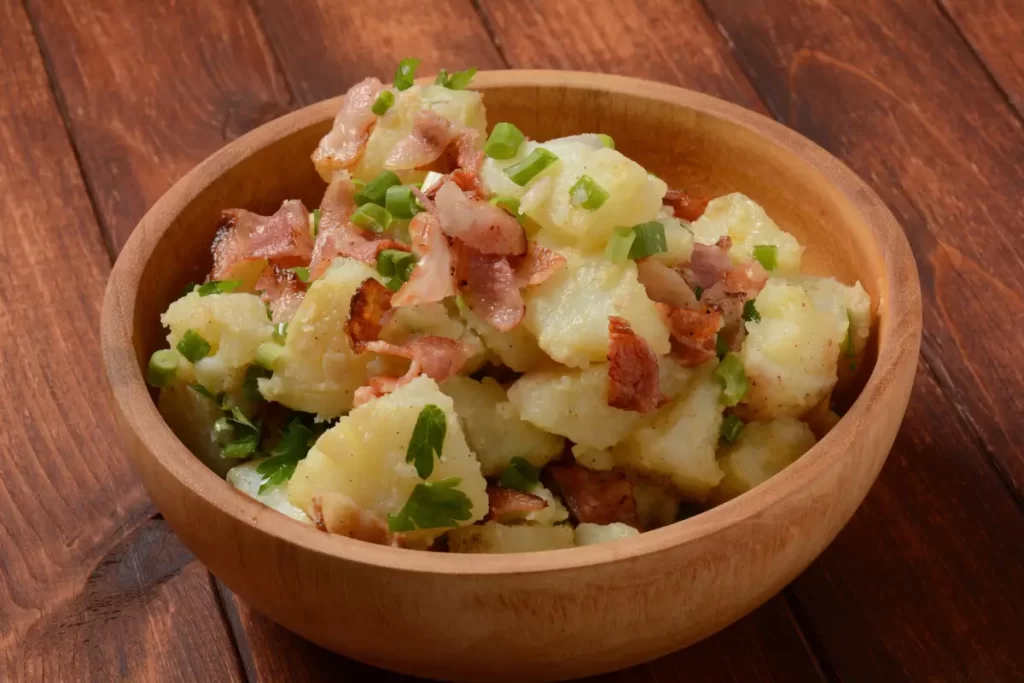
[
  {"x1": 635, "y1": 258, "x2": 700, "y2": 311},
  {"x1": 449, "y1": 168, "x2": 488, "y2": 200},
  {"x1": 487, "y1": 486, "x2": 548, "y2": 523},
  {"x1": 310, "y1": 493, "x2": 408, "y2": 547},
  {"x1": 309, "y1": 173, "x2": 409, "y2": 279},
  {"x1": 663, "y1": 189, "x2": 710, "y2": 222},
  {"x1": 723, "y1": 259, "x2": 768, "y2": 297},
  {"x1": 433, "y1": 181, "x2": 526, "y2": 256},
  {"x1": 510, "y1": 241, "x2": 567, "y2": 287},
  {"x1": 392, "y1": 212, "x2": 456, "y2": 307},
  {"x1": 385, "y1": 110, "x2": 459, "y2": 171},
  {"x1": 607, "y1": 316, "x2": 662, "y2": 414},
  {"x1": 453, "y1": 129, "x2": 484, "y2": 175},
  {"x1": 689, "y1": 236, "x2": 733, "y2": 289},
  {"x1": 455, "y1": 243, "x2": 525, "y2": 332},
  {"x1": 363, "y1": 336, "x2": 467, "y2": 382},
  {"x1": 255, "y1": 265, "x2": 305, "y2": 323},
  {"x1": 211, "y1": 200, "x2": 313, "y2": 281},
  {"x1": 700, "y1": 258, "x2": 768, "y2": 351},
  {"x1": 312, "y1": 78, "x2": 385, "y2": 181},
  {"x1": 346, "y1": 279, "x2": 394, "y2": 352},
  {"x1": 549, "y1": 465, "x2": 638, "y2": 527},
  {"x1": 658, "y1": 303, "x2": 723, "y2": 368}
]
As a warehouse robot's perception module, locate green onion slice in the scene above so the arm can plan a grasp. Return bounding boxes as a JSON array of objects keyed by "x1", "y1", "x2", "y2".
[
  {"x1": 394, "y1": 57, "x2": 421, "y2": 91},
  {"x1": 715, "y1": 333, "x2": 729, "y2": 360},
  {"x1": 753, "y1": 244, "x2": 778, "y2": 271},
  {"x1": 714, "y1": 352, "x2": 750, "y2": 407},
  {"x1": 385, "y1": 185, "x2": 422, "y2": 219},
  {"x1": 605, "y1": 227, "x2": 636, "y2": 262},
  {"x1": 627, "y1": 221, "x2": 668, "y2": 259},
  {"x1": 420, "y1": 171, "x2": 445, "y2": 191},
  {"x1": 568, "y1": 174, "x2": 609, "y2": 211},
  {"x1": 597, "y1": 133, "x2": 615, "y2": 149},
  {"x1": 255, "y1": 341, "x2": 285, "y2": 370},
  {"x1": 176, "y1": 329, "x2": 212, "y2": 363},
  {"x1": 351, "y1": 203, "x2": 393, "y2": 233},
  {"x1": 146, "y1": 349, "x2": 179, "y2": 388},
  {"x1": 371, "y1": 90, "x2": 395, "y2": 116},
  {"x1": 289, "y1": 266, "x2": 310, "y2": 283},
  {"x1": 489, "y1": 196, "x2": 523, "y2": 223},
  {"x1": 435, "y1": 66, "x2": 477, "y2": 90},
  {"x1": 504, "y1": 148, "x2": 559, "y2": 186},
  {"x1": 721, "y1": 414, "x2": 745, "y2": 444},
  {"x1": 485, "y1": 122, "x2": 526, "y2": 160},
  {"x1": 197, "y1": 280, "x2": 242, "y2": 297},
  {"x1": 272, "y1": 322, "x2": 288, "y2": 344},
  {"x1": 355, "y1": 170, "x2": 401, "y2": 206},
  {"x1": 309, "y1": 208, "x2": 321, "y2": 239}
]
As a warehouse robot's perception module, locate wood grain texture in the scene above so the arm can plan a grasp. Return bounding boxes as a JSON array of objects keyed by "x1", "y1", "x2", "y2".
[
  {"x1": 0, "y1": 2, "x2": 243, "y2": 681},
  {"x1": 24, "y1": 0, "x2": 294, "y2": 252},
  {"x1": 701, "y1": 0, "x2": 1024, "y2": 504},
  {"x1": 939, "y1": 0, "x2": 1024, "y2": 118},
  {"x1": 252, "y1": 0, "x2": 505, "y2": 104}
]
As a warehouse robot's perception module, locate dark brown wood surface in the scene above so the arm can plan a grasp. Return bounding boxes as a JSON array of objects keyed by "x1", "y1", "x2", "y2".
[{"x1": 2, "y1": 0, "x2": 1022, "y2": 680}]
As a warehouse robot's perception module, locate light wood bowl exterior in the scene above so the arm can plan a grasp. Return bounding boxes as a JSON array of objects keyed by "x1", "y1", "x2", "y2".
[{"x1": 101, "y1": 71, "x2": 921, "y2": 682}]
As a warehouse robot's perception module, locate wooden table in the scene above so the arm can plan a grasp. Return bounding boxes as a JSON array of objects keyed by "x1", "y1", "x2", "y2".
[{"x1": 2, "y1": 0, "x2": 1022, "y2": 680}]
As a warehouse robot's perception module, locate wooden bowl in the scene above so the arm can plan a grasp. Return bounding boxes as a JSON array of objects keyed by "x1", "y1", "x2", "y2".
[{"x1": 101, "y1": 70, "x2": 921, "y2": 682}]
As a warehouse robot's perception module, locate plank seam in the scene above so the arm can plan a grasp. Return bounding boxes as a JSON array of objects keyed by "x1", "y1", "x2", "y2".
[
  {"x1": 781, "y1": 591, "x2": 840, "y2": 683},
  {"x1": 468, "y1": 0, "x2": 513, "y2": 68},
  {"x1": 244, "y1": 0, "x2": 303, "y2": 106},
  {"x1": 210, "y1": 575, "x2": 257, "y2": 683}
]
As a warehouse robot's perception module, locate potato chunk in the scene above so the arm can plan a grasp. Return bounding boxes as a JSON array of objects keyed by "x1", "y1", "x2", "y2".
[
  {"x1": 613, "y1": 366, "x2": 725, "y2": 501},
  {"x1": 690, "y1": 193, "x2": 804, "y2": 276},
  {"x1": 157, "y1": 382, "x2": 236, "y2": 478},
  {"x1": 288, "y1": 376, "x2": 488, "y2": 530},
  {"x1": 441, "y1": 376, "x2": 565, "y2": 476},
  {"x1": 796, "y1": 275, "x2": 872, "y2": 387},
  {"x1": 574, "y1": 522, "x2": 640, "y2": 546},
  {"x1": 739, "y1": 279, "x2": 849, "y2": 420},
  {"x1": 258, "y1": 259, "x2": 379, "y2": 418},
  {"x1": 161, "y1": 291, "x2": 273, "y2": 394},
  {"x1": 447, "y1": 522, "x2": 574, "y2": 554},
  {"x1": 459, "y1": 302, "x2": 551, "y2": 373},
  {"x1": 713, "y1": 419, "x2": 817, "y2": 502},
  {"x1": 226, "y1": 459, "x2": 312, "y2": 523},
  {"x1": 479, "y1": 136, "x2": 667, "y2": 251},
  {"x1": 523, "y1": 251, "x2": 670, "y2": 368}
]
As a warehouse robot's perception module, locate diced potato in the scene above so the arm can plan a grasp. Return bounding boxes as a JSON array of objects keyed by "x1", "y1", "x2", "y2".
[
  {"x1": 739, "y1": 279, "x2": 849, "y2": 420},
  {"x1": 288, "y1": 376, "x2": 488, "y2": 530},
  {"x1": 479, "y1": 136, "x2": 667, "y2": 251},
  {"x1": 459, "y1": 302, "x2": 552, "y2": 373},
  {"x1": 613, "y1": 366, "x2": 725, "y2": 501},
  {"x1": 447, "y1": 522, "x2": 574, "y2": 554},
  {"x1": 507, "y1": 365, "x2": 643, "y2": 450},
  {"x1": 523, "y1": 484, "x2": 570, "y2": 526},
  {"x1": 379, "y1": 302, "x2": 487, "y2": 375},
  {"x1": 713, "y1": 419, "x2": 816, "y2": 502},
  {"x1": 157, "y1": 382, "x2": 236, "y2": 478},
  {"x1": 161, "y1": 291, "x2": 273, "y2": 394},
  {"x1": 353, "y1": 84, "x2": 487, "y2": 183},
  {"x1": 796, "y1": 276, "x2": 872, "y2": 388},
  {"x1": 523, "y1": 250, "x2": 670, "y2": 368},
  {"x1": 258, "y1": 259, "x2": 379, "y2": 418},
  {"x1": 226, "y1": 459, "x2": 312, "y2": 523},
  {"x1": 650, "y1": 217, "x2": 694, "y2": 266},
  {"x1": 690, "y1": 193, "x2": 804, "y2": 276},
  {"x1": 631, "y1": 476, "x2": 681, "y2": 529},
  {"x1": 575, "y1": 522, "x2": 640, "y2": 546},
  {"x1": 572, "y1": 444, "x2": 615, "y2": 471},
  {"x1": 440, "y1": 376, "x2": 565, "y2": 476}
]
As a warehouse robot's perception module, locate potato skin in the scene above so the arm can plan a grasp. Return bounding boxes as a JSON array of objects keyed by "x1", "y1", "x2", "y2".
[
  {"x1": 447, "y1": 522, "x2": 575, "y2": 554},
  {"x1": 713, "y1": 419, "x2": 817, "y2": 502}
]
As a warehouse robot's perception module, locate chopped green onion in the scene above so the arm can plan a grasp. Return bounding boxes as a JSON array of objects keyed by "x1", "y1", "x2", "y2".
[
  {"x1": 309, "y1": 208, "x2": 321, "y2": 239},
  {"x1": 484, "y1": 122, "x2": 525, "y2": 160},
  {"x1": 385, "y1": 185, "x2": 422, "y2": 219},
  {"x1": 753, "y1": 244, "x2": 778, "y2": 271},
  {"x1": 568, "y1": 174, "x2": 609, "y2": 211},
  {"x1": 694, "y1": 286, "x2": 704, "y2": 300},
  {"x1": 627, "y1": 221, "x2": 668, "y2": 259},
  {"x1": 254, "y1": 341, "x2": 285, "y2": 370},
  {"x1": 178, "y1": 282, "x2": 198, "y2": 298},
  {"x1": 597, "y1": 133, "x2": 615, "y2": 149},
  {"x1": 289, "y1": 266, "x2": 310, "y2": 283},
  {"x1": 498, "y1": 457, "x2": 540, "y2": 493},
  {"x1": 213, "y1": 416, "x2": 235, "y2": 445},
  {"x1": 351, "y1": 203, "x2": 393, "y2": 233},
  {"x1": 272, "y1": 322, "x2": 288, "y2": 344},
  {"x1": 715, "y1": 352, "x2": 749, "y2": 407},
  {"x1": 394, "y1": 57, "x2": 421, "y2": 91},
  {"x1": 721, "y1": 414, "x2": 745, "y2": 444},
  {"x1": 371, "y1": 90, "x2": 395, "y2": 116},
  {"x1": 197, "y1": 280, "x2": 242, "y2": 297},
  {"x1": 435, "y1": 66, "x2": 477, "y2": 90},
  {"x1": 176, "y1": 329, "x2": 212, "y2": 362},
  {"x1": 377, "y1": 249, "x2": 416, "y2": 281},
  {"x1": 715, "y1": 333, "x2": 729, "y2": 360},
  {"x1": 387, "y1": 477, "x2": 472, "y2": 532},
  {"x1": 504, "y1": 148, "x2": 559, "y2": 186},
  {"x1": 742, "y1": 299, "x2": 760, "y2": 323},
  {"x1": 420, "y1": 171, "x2": 445, "y2": 191},
  {"x1": 489, "y1": 195, "x2": 524, "y2": 224},
  {"x1": 146, "y1": 349, "x2": 179, "y2": 387},
  {"x1": 355, "y1": 170, "x2": 401, "y2": 206},
  {"x1": 605, "y1": 226, "x2": 636, "y2": 262}
]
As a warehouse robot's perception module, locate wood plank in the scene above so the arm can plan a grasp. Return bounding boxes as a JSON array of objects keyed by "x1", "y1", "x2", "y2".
[
  {"x1": 251, "y1": 0, "x2": 505, "y2": 104},
  {"x1": 25, "y1": 0, "x2": 295, "y2": 252},
  {"x1": 938, "y1": 0, "x2": 1024, "y2": 118},
  {"x1": 0, "y1": 2, "x2": 244, "y2": 680}
]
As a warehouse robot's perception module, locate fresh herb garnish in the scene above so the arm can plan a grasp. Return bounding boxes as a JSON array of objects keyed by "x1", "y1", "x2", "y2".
[
  {"x1": 256, "y1": 418, "x2": 321, "y2": 492},
  {"x1": 715, "y1": 352, "x2": 750, "y2": 407},
  {"x1": 394, "y1": 57, "x2": 421, "y2": 91},
  {"x1": 177, "y1": 329, "x2": 212, "y2": 362},
  {"x1": 742, "y1": 299, "x2": 760, "y2": 323},
  {"x1": 498, "y1": 457, "x2": 540, "y2": 493},
  {"x1": 720, "y1": 414, "x2": 745, "y2": 444},
  {"x1": 387, "y1": 478, "x2": 473, "y2": 532},
  {"x1": 289, "y1": 267, "x2": 310, "y2": 283},
  {"x1": 694, "y1": 286, "x2": 704, "y2": 300},
  {"x1": 715, "y1": 333, "x2": 729, "y2": 360},
  {"x1": 188, "y1": 383, "x2": 218, "y2": 400},
  {"x1": 242, "y1": 365, "x2": 270, "y2": 404},
  {"x1": 197, "y1": 279, "x2": 243, "y2": 297},
  {"x1": 434, "y1": 66, "x2": 477, "y2": 90},
  {"x1": 753, "y1": 244, "x2": 778, "y2": 271},
  {"x1": 406, "y1": 404, "x2": 446, "y2": 479}
]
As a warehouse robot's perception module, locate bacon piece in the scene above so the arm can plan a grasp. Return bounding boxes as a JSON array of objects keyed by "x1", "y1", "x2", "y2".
[
  {"x1": 455, "y1": 243, "x2": 525, "y2": 332},
  {"x1": 363, "y1": 336, "x2": 467, "y2": 382},
  {"x1": 211, "y1": 200, "x2": 313, "y2": 281},
  {"x1": 309, "y1": 173, "x2": 410, "y2": 279},
  {"x1": 658, "y1": 303, "x2": 722, "y2": 368},
  {"x1": 607, "y1": 316, "x2": 662, "y2": 414},
  {"x1": 312, "y1": 78, "x2": 385, "y2": 181},
  {"x1": 487, "y1": 486, "x2": 547, "y2": 523},
  {"x1": 723, "y1": 259, "x2": 768, "y2": 298},
  {"x1": 689, "y1": 236, "x2": 733, "y2": 289},
  {"x1": 255, "y1": 265, "x2": 305, "y2": 323},
  {"x1": 549, "y1": 465, "x2": 638, "y2": 527},
  {"x1": 663, "y1": 189, "x2": 710, "y2": 222},
  {"x1": 453, "y1": 129, "x2": 484, "y2": 175},
  {"x1": 346, "y1": 278, "x2": 394, "y2": 352},
  {"x1": 385, "y1": 110, "x2": 459, "y2": 171},
  {"x1": 635, "y1": 258, "x2": 700, "y2": 311},
  {"x1": 433, "y1": 181, "x2": 526, "y2": 256},
  {"x1": 353, "y1": 375, "x2": 408, "y2": 408},
  {"x1": 510, "y1": 241, "x2": 567, "y2": 287},
  {"x1": 391, "y1": 212, "x2": 456, "y2": 307},
  {"x1": 310, "y1": 493, "x2": 410, "y2": 547},
  {"x1": 701, "y1": 259, "x2": 768, "y2": 350}
]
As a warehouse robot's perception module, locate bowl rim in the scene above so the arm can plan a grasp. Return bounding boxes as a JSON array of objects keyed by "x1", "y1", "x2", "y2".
[{"x1": 102, "y1": 69, "x2": 921, "y2": 576}]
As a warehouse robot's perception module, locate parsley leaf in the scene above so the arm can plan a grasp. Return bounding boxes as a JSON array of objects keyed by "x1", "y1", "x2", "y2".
[
  {"x1": 242, "y1": 365, "x2": 270, "y2": 404},
  {"x1": 720, "y1": 414, "x2": 745, "y2": 443},
  {"x1": 387, "y1": 478, "x2": 472, "y2": 532},
  {"x1": 498, "y1": 457, "x2": 540, "y2": 493},
  {"x1": 189, "y1": 383, "x2": 218, "y2": 400},
  {"x1": 256, "y1": 417, "x2": 320, "y2": 493},
  {"x1": 742, "y1": 299, "x2": 761, "y2": 323},
  {"x1": 222, "y1": 430, "x2": 259, "y2": 458},
  {"x1": 406, "y1": 405, "x2": 446, "y2": 479},
  {"x1": 197, "y1": 279, "x2": 243, "y2": 296}
]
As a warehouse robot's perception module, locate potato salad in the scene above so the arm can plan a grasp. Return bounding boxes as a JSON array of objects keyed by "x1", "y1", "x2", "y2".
[{"x1": 147, "y1": 60, "x2": 872, "y2": 553}]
